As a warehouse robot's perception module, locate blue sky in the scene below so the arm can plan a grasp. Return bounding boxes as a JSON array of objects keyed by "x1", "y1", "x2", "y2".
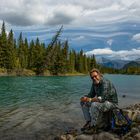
[{"x1": 1, "y1": 0, "x2": 140, "y2": 60}]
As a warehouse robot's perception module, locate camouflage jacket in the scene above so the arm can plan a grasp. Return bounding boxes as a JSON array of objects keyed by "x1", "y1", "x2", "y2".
[{"x1": 87, "y1": 77, "x2": 118, "y2": 104}]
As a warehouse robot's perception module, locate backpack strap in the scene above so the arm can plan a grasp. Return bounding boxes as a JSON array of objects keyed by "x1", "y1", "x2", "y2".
[{"x1": 119, "y1": 109, "x2": 132, "y2": 125}]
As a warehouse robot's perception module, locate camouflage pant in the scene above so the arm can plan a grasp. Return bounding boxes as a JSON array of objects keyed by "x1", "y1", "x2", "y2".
[{"x1": 80, "y1": 101, "x2": 117, "y2": 127}]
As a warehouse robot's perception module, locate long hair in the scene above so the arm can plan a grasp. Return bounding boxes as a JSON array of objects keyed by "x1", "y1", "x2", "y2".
[{"x1": 90, "y1": 68, "x2": 103, "y2": 77}]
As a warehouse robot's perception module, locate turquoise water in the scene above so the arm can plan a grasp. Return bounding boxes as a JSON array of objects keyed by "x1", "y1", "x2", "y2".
[{"x1": 0, "y1": 75, "x2": 140, "y2": 139}]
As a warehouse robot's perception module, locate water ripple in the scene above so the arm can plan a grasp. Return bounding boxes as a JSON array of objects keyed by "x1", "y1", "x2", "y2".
[{"x1": 0, "y1": 75, "x2": 140, "y2": 139}]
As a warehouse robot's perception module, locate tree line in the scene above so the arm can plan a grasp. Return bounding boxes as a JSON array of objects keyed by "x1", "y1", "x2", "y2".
[
  {"x1": 0, "y1": 22, "x2": 98, "y2": 75},
  {"x1": 0, "y1": 22, "x2": 139, "y2": 75}
]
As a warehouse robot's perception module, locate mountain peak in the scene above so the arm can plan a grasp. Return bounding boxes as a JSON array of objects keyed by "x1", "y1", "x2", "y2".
[
  {"x1": 135, "y1": 58, "x2": 140, "y2": 62},
  {"x1": 96, "y1": 57, "x2": 130, "y2": 69}
]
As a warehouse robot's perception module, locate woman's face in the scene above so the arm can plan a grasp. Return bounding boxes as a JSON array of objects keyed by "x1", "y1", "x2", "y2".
[{"x1": 90, "y1": 71, "x2": 101, "y2": 84}]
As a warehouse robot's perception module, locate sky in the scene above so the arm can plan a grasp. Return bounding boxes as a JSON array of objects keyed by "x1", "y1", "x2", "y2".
[{"x1": 1, "y1": 0, "x2": 140, "y2": 60}]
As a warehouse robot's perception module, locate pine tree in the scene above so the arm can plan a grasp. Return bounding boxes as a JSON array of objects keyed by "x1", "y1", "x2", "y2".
[
  {"x1": 24, "y1": 38, "x2": 29, "y2": 68},
  {"x1": 45, "y1": 26, "x2": 63, "y2": 72},
  {"x1": 68, "y1": 49, "x2": 75, "y2": 73},
  {"x1": 61, "y1": 40, "x2": 69, "y2": 73},
  {"x1": 52, "y1": 41, "x2": 62, "y2": 75},
  {"x1": 89, "y1": 54, "x2": 97, "y2": 70},
  {"x1": 17, "y1": 34, "x2": 29, "y2": 69},
  {"x1": 18, "y1": 32, "x2": 25, "y2": 68},
  {"x1": 33, "y1": 38, "x2": 45, "y2": 75},
  {"x1": 28, "y1": 40, "x2": 35, "y2": 69},
  {"x1": 83, "y1": 54, "x2": 88, "y2": 73},
  {"x1": 79, "y1": 49, "x2": 84, "y2": 73},
  {"x1": 0, "y1": 21, "x2": 7, "y2": 68},
  {"x1": 6, "y1": 29, "x2": 16, "y2": 69}
]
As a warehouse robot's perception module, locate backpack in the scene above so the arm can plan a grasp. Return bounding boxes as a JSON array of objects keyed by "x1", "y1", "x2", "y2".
[{"x1": 111, "y1": 108, "x2": 132, "y2": 135}]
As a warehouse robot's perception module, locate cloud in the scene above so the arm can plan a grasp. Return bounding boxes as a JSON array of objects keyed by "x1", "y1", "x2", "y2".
[
  {"x1": 1, "y1": 0, "x2": 140, "y2": 27},
  {"x1": 72, "y1": 35, "x2": 85, "y2": 41},
  {"x1": 46, "y1": 12, "x2": 74, "y2": 26},
  {"x1": 132, "y1": 33, "x2": 140, "y2": 42},
  {"x1": 1, "y1": 13, "x2": 36, "y2": 26},
  {"x1": 0, "y1": 0, "x2": 45, "y2": 26},
  {"x1": 85, "y1": 48, "x2": 113, "y2": 55},
  {"x1": 45, "y1": 5, "x2": 81, "y2": 26},
  {"x1": 107, "y1": 39, "x2": 113, "y2": 46},
  {"x1": 64, "y1": 29, "x2": 130, "y2": 41},
  {"x1": 44, "y1": 4, "x2": 82, "y2": 26},
  {"x1": 85, "y1": 48, "x2": 140, "y2": 60}
]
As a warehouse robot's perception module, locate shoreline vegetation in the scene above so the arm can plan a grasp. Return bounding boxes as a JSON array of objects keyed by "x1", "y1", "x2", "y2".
[
  {"x1": 0, "y1": 68, "x2": 88, "y2": 76},
  {"x1": 0, "y1": 68, "x2": 140, "y2": 77},
  {"x1": 0, "y1": 22, "x2": 140, "y2": 76}
]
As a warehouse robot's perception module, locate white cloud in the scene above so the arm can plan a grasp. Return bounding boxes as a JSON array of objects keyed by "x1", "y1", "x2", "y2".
[
  {"x1": 45, "y1": 5, "x2": 82, "y2": 26},
  {"x1": 1, "y1": 0, "x2": 140, "y2": 27},
  {"x1": 72, "y1": 35, "x2": 85, "y2": 41},
  {"x1": 86, "y1": 48, "x2": 140, "y2": 60},
  {"x1": 132, "y1": 33, "x2": 140, "y2": 42},
  {"x1": 107, "y1": 39, "x2": 113, "y2": 46},
  {"x1": 85, "y1": 48, "x2": 113, "y2": 55}
]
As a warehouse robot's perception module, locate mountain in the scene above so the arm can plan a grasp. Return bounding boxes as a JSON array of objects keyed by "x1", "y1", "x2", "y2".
[
  {"x1": 97, "y1": 57, "x2": 110, "y2": 63},
  {"x1": 96, "y1": 57, "x2": 130, "y2": 69},
  {"x1": 122, "y1": 61, "x2": 140, "y2": 69},
  {"x1": 135, "y1": 58, "x2": 140, "y2": 62}
]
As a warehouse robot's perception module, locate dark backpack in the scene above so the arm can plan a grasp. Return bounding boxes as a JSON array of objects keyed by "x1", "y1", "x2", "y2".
[{"x1": 111, "y1": 108, "x2": 132, "y2": 135}]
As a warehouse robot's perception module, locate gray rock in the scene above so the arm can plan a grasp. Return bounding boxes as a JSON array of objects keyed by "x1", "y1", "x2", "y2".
[
  {"x1": 134, "y1": 133, "x2": 140, "y2": 140},
  {"x1": 60, "y1": 134, "x2": 75, "y2": 140},
  {"x1": 131, "y1": 127, "x2": 139, "y2": 136},
  {"x1": 93, "y1": 132, "x2": 119, "y2": 140},
  {"x1": 122, "y1": 132, "x2": 131, "y2": 140},
  {"x1": 54, "y1": 136, "x2": 62, "y2": 140},
  {"x1": 126, "y1": 137, "x2": 134, "y2": 140},
  {"x1": 122, "y1": 95, "x2": 126, "y2": 98},
  {"x1": 136, "y1": 115, "x2": 140, "y2": 123},
  {"x1": 76, "y1": 132, "x2": 120, "y2": 140},
  {"x1": 60, "y1": 135, "x2": 67, "y2": 140},
  {"x1": 137, "y1": 125, "x2": 140, "y2": 131},
  {"x1": 75, "y1": 134, "x2": 93, "y2": 140}
]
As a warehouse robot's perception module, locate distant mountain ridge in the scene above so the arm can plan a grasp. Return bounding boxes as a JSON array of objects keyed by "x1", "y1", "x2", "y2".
[
  {"x1": 97, "y1": 57, "x2": 130, "y2": 69},
  {"x1": 123, "y1": 61, "x2": 140, "y2": 69},
  {"x1": 135, "y1": 58, "x2": 140, "y2": 62},
  {"x1": 97, "y1": 57, "x2": 140, "y2": 69}
]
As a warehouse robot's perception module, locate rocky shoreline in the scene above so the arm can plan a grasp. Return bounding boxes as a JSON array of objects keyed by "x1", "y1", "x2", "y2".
[
  {"x1": 54, "y1": 103, "x2": 140, "y2": 140},
  {"x1": 0, "y1": 68, "x2": 87, "y2": 76}
]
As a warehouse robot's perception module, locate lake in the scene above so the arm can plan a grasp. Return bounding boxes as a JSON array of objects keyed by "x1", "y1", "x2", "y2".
[{"x1": 0, "y1": 75, "x2": 140, "y2": 139}]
